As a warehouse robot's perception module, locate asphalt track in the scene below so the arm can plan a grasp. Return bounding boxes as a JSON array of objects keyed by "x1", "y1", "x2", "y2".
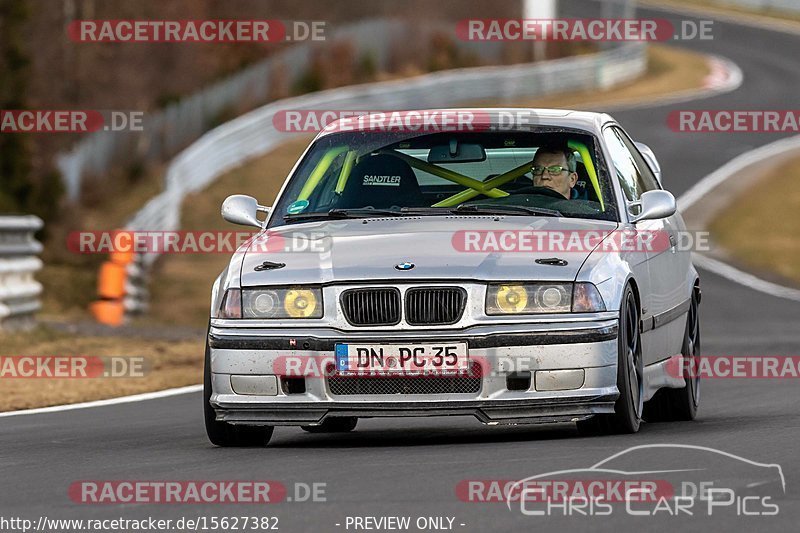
[{"x1": 2, "y1": 4, "x2": 800, "y2": 533}]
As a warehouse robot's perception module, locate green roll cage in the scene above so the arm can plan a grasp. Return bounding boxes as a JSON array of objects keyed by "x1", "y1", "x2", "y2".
[{"x1": 295, "y1": 140, "x2": 605, "y2": 211}]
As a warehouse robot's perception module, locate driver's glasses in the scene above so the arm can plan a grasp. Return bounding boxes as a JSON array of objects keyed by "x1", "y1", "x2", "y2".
[{"x1": 531, "y1": 165, "x2": 569, "y2": 176}]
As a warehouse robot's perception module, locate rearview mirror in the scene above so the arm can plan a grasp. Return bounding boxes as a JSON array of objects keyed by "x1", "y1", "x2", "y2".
[
  {"x1": 427, "y1": 140, "x2": 486, "y2": 163},
  {"x1": 221, "y1": 195, "x2": 270, "y2": 228},
  {"x1": 629, "y1": 190, "x2": 676, "y2": 223},
  {"x1": 634, "y1": 142, "x2": 662, "y2": 184}
]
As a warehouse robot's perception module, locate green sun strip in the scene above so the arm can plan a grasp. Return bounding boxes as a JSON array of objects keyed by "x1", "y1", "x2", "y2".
[
  {"x1": 297, "y1": 146, "x2": 349, "y2": 201},
  {"x1": 334, "y1": 151, "x2": 358, "y2": 194},
  {"x1": 568, "y1": 140, "x2": 604, "y2": 211},
  {"x1": 432, "y1": 161, "x2": 533, "y2": 207},
  {"x1": 379, "y1": 150, "x2": 509, "y2": 200}
]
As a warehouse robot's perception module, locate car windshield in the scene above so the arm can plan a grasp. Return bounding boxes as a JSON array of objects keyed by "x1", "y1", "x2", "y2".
[{"x1": 269, "y1": 128, "x2": 618, "y2": 228}]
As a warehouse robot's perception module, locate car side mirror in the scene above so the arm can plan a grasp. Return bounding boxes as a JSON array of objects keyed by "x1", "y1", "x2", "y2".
[
  {"x1": 221, "y1": 195, "x2": 271, "y2": 228},
  {"x1": 629, "y1": 190, "x2": 676, "y2": 223},
  {"x1": 634, "y1": 142, "x2": 662, "y2": 185}
]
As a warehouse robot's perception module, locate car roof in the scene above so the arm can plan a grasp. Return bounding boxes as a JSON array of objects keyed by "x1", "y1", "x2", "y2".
[{"x1": 314, "y1": 108, "x2": 615, "y2": 139}]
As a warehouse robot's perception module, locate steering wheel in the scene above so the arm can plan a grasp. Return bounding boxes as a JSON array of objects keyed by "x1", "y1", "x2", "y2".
[{"x1": 513, "y1": 185, "x2": 569, "y2": 200}]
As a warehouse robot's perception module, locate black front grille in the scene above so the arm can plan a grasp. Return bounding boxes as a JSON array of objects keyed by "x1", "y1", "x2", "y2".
[
  {"x1": 328, "y1": 362, "x2": 482, "y2": 395},
  {"x1": 341, "y1": 288, "x2": 401, "y2": 326},
  {"x1": 405, "y1": 287, "x2": 467, "y2": 325}
]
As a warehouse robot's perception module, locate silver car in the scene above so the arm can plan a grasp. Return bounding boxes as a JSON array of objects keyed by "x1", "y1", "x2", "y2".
[{"x1": 204, "y1": 109, "x2": 701, "y2": 446}]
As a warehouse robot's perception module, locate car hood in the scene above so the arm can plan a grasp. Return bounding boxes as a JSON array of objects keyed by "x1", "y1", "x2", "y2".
[{"x1": 239, "y1": 216, "x2": 618, "y2": 286}]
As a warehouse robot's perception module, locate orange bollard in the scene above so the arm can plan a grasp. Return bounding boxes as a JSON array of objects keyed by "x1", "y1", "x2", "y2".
[
  {"x1": 89, "y1": 300, "x2": 125, "y2": 327},
  {"x1": 91, "y1": 259, "x2": 129, "y2": 326},
  {"x1": 97, "y1": 261, "x2": 127, "y2": 300}
]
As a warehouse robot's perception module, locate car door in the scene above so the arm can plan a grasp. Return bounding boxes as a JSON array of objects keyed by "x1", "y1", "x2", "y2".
[
  {"x1": 615, "y1": 127, "x2": 688, "y2": 340},
  {"x1": 602, "y1": 125, "x2": 686, "y2": 365}
]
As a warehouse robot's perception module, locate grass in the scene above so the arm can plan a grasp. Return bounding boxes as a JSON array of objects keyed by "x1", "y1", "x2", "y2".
[
  {"x1": 709, "y1": 156, "x2": 800, "y2": 285},
  {"x1": 504, "y1": 44, "x2": 711, "y2": 109},
  {"x1": 1, "y1": 43, "x2": 714, "y2": 411},
  {"x1": 0, "y1": 326, "x2": 203, "y2": 411}
]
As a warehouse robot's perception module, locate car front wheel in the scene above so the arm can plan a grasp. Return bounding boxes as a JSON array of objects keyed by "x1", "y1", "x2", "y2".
[{"x1": 578, "y1": 284, "x2": 643, "y2": 435}]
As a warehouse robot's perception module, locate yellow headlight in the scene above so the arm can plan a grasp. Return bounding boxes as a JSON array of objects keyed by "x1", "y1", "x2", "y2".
[
  {"x1": 284, "y1": 289, "x2": 318, "y2": 318},
  {"x1": 495, "y1": 285, "x2": 528, "y2": 313}
]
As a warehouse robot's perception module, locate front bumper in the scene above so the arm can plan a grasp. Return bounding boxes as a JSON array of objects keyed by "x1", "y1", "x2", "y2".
[{"x1": 208, "y1": 320, "x2": 620, "y2": 426}]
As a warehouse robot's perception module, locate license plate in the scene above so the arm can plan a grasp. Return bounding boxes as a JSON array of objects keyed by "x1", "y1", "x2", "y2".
[{"x1": 334, "y1": 343, "x2": 469, "y2": 375}]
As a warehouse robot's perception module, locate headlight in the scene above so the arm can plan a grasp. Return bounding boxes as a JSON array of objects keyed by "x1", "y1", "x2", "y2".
[
  {"x1": 486, "y1": 282, "x2": 605, "y2": 314},
  {"x1": 244, "y1": 287, "x2": 323, "y2": 318},
  {"x1": 220, "y1": 287, "x2": 323, "y2": 319}
]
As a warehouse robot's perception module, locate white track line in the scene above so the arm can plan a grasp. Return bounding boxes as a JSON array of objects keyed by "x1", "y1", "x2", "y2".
[
  {"x1": 678, "y1": 134, "x2": 800, "y2": 212},
  {"x1": 0, "y1": 384, "x2": 202, "y2": 418},
  {"x1": 692, "y1": 254, "x2": 800, "y2": 302}
]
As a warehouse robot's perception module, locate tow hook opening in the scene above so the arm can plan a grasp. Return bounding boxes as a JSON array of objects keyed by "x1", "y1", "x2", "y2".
[{"x1": 506, "y1": 371, "x2": 532, "y2": 391}]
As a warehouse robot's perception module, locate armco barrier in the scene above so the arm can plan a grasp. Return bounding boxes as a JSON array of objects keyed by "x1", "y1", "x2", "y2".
[
  {"x1": 0, "y1": 215, "x2": 44, "y2": 330},
  {"x1": 95, "y1": 41, "x2": 646, "y2": 324}
]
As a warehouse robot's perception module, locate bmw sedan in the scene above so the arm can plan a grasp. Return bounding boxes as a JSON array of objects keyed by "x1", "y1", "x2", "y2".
[{"x1": 204, "y1": 109, "x2": 701, "y2": 446}]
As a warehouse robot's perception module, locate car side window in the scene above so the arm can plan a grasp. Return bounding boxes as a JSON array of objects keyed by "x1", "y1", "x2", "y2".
[
  {"x1": 602, "y1": 126, "x2": 659, "y2": 202},
  {"x1": 614, "y1": 127, "x2": 660, "y2": 193}
]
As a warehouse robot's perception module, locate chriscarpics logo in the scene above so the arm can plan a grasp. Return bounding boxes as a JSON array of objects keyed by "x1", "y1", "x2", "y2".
[
  {"x1": 362, "y1": 175, "x2": 401, "y2": 186},
  {"x1": 501, "y1": 444, "x2": 785, "y2": 518}
]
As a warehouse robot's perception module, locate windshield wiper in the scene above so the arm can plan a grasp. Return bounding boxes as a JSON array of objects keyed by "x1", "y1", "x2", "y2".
[
  {"x1": 283, "y1": 207, "x2": 407, "y2": 222},
  {"x1": 453, "y1": 204, "x2": 562, "y2": 217}
]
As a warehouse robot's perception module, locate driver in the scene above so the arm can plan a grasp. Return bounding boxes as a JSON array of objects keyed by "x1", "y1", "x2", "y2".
[{"x1": 530, "y1": 145, "x2": 578, "y2": 200}]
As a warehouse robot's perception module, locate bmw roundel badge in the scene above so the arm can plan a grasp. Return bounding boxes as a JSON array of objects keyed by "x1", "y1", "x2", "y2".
[{"x1": 394, "y1": 261, "x2": 415, "y2": 271}]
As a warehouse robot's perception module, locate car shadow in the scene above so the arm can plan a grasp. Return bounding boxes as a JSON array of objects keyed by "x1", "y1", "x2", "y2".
[{"x1": 268, "y1": 419, "x2": 581, "y2": 449}]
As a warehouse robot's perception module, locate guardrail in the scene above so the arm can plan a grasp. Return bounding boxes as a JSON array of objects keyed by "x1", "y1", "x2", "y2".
[
  {"x1": 97, "y1": 41, "x2": 647, "y2": 323},
  {"x1": 0, "y1": 216, "x2": 44, "y2": 330}
]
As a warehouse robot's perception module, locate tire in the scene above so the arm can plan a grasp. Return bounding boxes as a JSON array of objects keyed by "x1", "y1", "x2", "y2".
[
  {"x1": 301, "y1": 418, "x2": 358, "y2": 433},
  {"x1": 204, "y1": 337, "x2": 274, "y2": 447},
  {"x1": 577, "y1": 285, "x2": 643, "y2": 435},
  {"x1": 643, "y1": 290, "x2": 700, "y2": 422}
]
